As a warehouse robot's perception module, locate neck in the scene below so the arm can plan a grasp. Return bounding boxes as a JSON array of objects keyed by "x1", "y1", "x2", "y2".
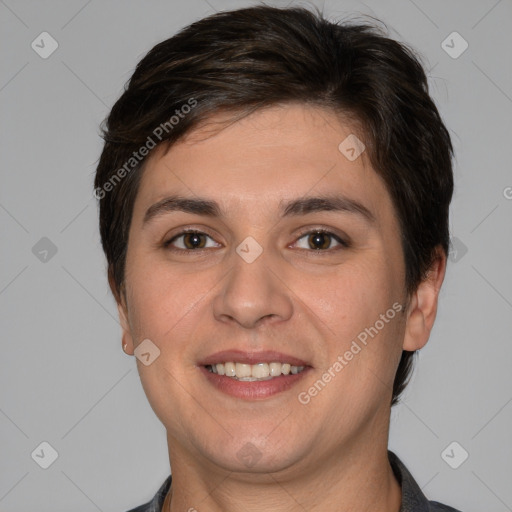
[{"x1": 166, "y1": 434, "x2": 401, "y2": 512}]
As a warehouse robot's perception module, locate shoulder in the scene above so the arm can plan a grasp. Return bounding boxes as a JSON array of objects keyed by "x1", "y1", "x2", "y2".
[
  {"x1": 124, "y1": 474, "x2": 172, "y2": 512},
  {"x1": 428, "y1": 501, "x2": 463, "y2": 512},
  {"x1": 125, "y1": 505, "x2": 150, "y2": 512},
  {"x1": 387, "y1": 450, "x2": 464, "y2": 512}
]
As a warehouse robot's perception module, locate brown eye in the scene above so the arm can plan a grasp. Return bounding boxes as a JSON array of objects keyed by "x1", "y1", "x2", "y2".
[
  {"x1": 182, "y1": 232, "x2": 207, "y2": 249},
  {"x1": 307, "y1": 232, "x2": 331, "y2": 250},
  {"x1": 294, "y1": 229, "x2": 349, "y2": 251},
  {"x1": 164, "y1": 230, "x2": 220, "y2": 251}
]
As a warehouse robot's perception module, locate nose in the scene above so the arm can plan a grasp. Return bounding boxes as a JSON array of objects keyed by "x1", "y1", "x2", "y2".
[{"x1": 212, "y1": 247, "x2": 294, "y2": 329}]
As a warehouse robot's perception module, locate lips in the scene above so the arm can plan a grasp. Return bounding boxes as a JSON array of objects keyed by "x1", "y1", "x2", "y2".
[{"x1": 198, "y1": 349, "x2": 312, "y2": 400}]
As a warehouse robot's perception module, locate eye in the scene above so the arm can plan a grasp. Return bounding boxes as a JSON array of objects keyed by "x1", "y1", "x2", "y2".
[
  {"x1": 293, "y1": 229, "x2": 349, "y2": 251},
  {"x1": 163, "y1": 228, "x2": 349, "y2": 253},
  {"x1": 164, "y1": 230, "x2": 220, "y2": 251}
]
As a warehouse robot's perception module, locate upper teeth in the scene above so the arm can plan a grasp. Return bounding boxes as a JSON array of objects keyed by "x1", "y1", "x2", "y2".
[{"x1": 207, "y1": 362, "x2": 305, "y2": 380}]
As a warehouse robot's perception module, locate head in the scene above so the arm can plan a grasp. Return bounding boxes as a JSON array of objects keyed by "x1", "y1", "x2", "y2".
[{"x1": 95, "y1": 5, "x2": 453, "y2": 474}]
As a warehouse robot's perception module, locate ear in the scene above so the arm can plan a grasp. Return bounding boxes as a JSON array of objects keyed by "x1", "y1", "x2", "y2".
[
  {"x1": 109, "y1": 268, "x2": 134, "y2": 355},
  {"x1": 402, "y1": 246, "x2": 447, "y2": 351}
]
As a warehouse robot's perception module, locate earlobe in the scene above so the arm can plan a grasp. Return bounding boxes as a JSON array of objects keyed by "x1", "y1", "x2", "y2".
[{"x1": 402, "y1": 246, "x2": 447, "y2": 351}]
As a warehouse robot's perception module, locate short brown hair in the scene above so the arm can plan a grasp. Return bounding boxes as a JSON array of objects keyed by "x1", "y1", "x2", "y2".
[{"x1": 94, "y1": 5, "x2": 454, "y2": 406}]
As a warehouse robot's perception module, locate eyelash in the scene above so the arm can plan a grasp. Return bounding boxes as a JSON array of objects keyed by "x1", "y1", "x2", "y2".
[{"x1": 163, "y1": 228, "x2": 350, "y2": 254}]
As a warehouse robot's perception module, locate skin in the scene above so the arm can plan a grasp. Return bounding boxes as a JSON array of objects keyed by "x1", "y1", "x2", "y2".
[{"x1": 116, "y1": 103, "x2": 446, "y2": 512}]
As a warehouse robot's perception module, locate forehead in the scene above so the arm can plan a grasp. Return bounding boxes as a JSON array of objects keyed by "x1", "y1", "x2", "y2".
[{"x1": 132, "y1": 103, "x2": 394, "y2": 225}]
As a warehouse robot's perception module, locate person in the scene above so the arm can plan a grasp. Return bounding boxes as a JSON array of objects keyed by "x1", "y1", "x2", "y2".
[{"x1": 94, "y1": 5, "x2": 462, "y2": 511}]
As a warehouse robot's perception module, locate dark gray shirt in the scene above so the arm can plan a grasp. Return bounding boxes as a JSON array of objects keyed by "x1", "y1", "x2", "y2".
[{"x1": 126, "y1": 450, "x2": 462, "y2": 512}]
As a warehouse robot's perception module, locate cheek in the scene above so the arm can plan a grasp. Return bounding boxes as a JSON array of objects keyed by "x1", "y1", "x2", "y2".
[
  {"x1": 300, "y1": 259, "x2": 399, "y2": 334},
  {"x1": 125, "y1": 255, "x2": 220, "y2": 344},
  {"x1": 297, "y1": 258, "x2": 404, "y2": 388}
]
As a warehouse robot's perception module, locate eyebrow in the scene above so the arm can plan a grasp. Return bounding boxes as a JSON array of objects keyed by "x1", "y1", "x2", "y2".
[{"x1": 143, "y1": 194, "x2": 376, "y2": 225}]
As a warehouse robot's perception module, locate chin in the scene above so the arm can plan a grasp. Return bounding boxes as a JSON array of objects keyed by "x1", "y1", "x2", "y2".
[{"x1": 200, "y1": 436, "x2": 308, "y2": 476}]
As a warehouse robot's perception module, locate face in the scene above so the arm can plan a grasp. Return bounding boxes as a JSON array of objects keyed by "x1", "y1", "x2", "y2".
[{"x1": 118, "y1": 103, "x2": 412, "y2": 477}]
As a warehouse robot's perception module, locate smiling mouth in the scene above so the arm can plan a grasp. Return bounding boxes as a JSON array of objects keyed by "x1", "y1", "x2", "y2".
[{"x1": 205, "y1": 362, "x2": 306, "y2": 381}]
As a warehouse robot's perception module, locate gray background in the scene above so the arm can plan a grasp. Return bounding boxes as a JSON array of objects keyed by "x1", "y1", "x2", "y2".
[{"x1": 1, "y1": 0, "x2": 511, "y2": 510}]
